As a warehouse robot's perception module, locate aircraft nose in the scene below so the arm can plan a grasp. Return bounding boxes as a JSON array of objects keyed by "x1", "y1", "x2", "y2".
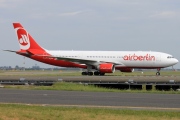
[
  {"x1": 174, "y1": 58, "x2": 179, "y2": 64},
  {"x1": 176, "y1": 59, "x2": 179, "y2": 63}
]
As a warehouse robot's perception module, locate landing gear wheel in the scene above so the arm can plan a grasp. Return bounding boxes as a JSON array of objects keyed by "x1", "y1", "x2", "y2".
[
  {"x1": 88, "y1": 72, "x2": 93, "y2": 76},
  {"x1": 82, "y1": 72, "x2": 88, "y2": 75},
  {"x1": 94, "y1": 71, "x2": 100, "y2": 76},
  {"x1": 156, "y1": 72, "x2": 160, "y2": 76},
  {"x1": 100, "y1": 73, "x2": 105, "y2": 76}
]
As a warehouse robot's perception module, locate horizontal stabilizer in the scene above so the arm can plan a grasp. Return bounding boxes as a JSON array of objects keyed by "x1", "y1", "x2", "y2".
[
  {"x1": 3, "y1": 49, "x2": 29, "y2": 55},
  {"x1": 3, "y1": 50, "x2": 17, "y2": 53}
]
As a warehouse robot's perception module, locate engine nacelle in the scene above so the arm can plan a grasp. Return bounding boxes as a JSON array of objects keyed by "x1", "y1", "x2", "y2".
[
  {"x1": 120, "y1": 68, "x2": 134, "y2": 72},
  {"x1": 98, "y1": 63, "x2": 115, "y2": 73}
]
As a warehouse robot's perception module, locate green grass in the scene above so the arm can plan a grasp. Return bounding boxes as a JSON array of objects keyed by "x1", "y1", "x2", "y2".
[
  {"x1": 0, "y1": 104, "x2": 179, "y2": 120},
  {"x1": 5, "y1": 82, "x2": 180, "y2": 94},
  {"x1": 5, "y1": 82, "x2": 120, "y2": 92}
]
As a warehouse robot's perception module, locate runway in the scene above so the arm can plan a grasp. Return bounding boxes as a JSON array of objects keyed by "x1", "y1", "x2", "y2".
[{"x1": 0, "y1": 89, "x2": 179, "y2": 110}]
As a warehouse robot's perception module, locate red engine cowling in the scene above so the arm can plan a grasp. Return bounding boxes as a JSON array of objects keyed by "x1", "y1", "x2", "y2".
[
  {"x1": 98, "y1": 63, "x2": 115, "y2": 73},
  {"x1": 119, "y1": 68, "x2": 134, "y2": 72}
]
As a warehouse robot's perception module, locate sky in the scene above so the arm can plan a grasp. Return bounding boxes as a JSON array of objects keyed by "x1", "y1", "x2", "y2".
[{"x1": 0, "y1": 0, "x2": 180, "y2": 68}]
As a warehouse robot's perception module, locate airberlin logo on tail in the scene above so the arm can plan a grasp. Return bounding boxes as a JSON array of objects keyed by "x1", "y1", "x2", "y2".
[
  {"x1": 16, "y1": 28, "x2": 30, "y2": 50},
  {"x1": 123, "y1": 54, "x2": 155, "y2": 61}
]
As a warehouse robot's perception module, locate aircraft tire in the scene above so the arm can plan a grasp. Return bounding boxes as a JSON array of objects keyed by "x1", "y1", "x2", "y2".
[
  {"x1": 88, "y1": 72, "x2": 93, "y2": 76},
  {"x1": 94, "y1": 71, "x2": 100, "y2": 76},
  {"x1": 100, "y1": 73, "x2": 105, "y2": 76},
  {"x1": 82, "y1": 72, "x2": 88, "y2": 75},
  {"x1": 156, "y1": 72, "x2": 160, "y2": 76}
]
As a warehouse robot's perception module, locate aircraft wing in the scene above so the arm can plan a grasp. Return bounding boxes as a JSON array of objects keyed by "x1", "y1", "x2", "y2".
[
  {"x1": 54, "y1": 56, "x2": 97, "y2": 65},
  {"x1": 35, "y1": 55, "x2": 122, "y2": 66},
  {"x1": 54, "y1": 56, "x2": 122, "y2": 66}
]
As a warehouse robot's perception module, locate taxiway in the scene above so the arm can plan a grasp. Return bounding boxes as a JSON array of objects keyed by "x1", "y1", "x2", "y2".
[{"x1": 0, "y1": 89, "x2": 179, "y2": 110}]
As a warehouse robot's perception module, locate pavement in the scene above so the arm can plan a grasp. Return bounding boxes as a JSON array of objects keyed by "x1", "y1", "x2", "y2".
[
  {"x1": 1, "y1": 76, "x2": 180, "y2": 83},
  {"x1": 0, "y1": 88, "x2": 179, "y2": 110}
]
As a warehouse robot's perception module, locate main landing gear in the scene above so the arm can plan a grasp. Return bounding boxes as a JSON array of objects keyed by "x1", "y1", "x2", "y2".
[
  {"x1": 81, "y1": 71, "x2": 105, "y2": 76},
  {"x1": 82, "y1": 71, "x2": 93, "y2": 76},
  {"x1": 156, "y1": 68, "x2": 161, "y2": 76}
]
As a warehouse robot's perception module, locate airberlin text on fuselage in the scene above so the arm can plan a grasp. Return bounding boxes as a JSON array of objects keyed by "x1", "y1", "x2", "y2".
[{"x1": 123, "y1": 54, "x2": 155, "y2": 61}]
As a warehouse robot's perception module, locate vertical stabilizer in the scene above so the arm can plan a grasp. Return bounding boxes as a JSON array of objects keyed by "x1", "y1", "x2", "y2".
[{"x1": 13, "y1": 23, "x2": 45, "y2": 53}]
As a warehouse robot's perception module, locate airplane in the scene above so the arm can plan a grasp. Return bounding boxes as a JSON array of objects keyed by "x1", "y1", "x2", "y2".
[{"x1": 4, "y1": 23, "x2": 179, "y2": 76}]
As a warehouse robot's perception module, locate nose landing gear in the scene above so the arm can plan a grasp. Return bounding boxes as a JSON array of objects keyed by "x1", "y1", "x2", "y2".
[
  {"x1": 156, "y1": 68, "x2": 161, "y2": 76},
  {"x1": 156, "y1": 72, "x2": 160, "y2": 76}
]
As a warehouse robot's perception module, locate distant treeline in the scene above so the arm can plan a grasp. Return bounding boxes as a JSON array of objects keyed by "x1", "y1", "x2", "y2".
[{"x1": 0, "y1": 66, "x2": 179, "y2": 71}]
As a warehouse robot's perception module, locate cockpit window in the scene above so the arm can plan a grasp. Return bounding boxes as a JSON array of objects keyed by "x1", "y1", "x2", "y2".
[{"x1": 167, "y1": 56, "x2": 174, "y2": 59}]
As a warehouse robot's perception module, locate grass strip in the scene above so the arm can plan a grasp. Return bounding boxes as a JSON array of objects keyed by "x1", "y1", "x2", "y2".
[{"x1": 0, "y1": 104, "x2": 179, "y2": 120}]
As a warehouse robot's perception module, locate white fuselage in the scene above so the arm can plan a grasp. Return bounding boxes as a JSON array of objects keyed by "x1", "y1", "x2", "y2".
[{"x1": 47, "y1": 50, "x2": 178, "y2": 69}]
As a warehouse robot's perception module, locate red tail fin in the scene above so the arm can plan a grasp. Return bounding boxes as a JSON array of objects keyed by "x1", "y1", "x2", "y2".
[{"x1": 13, "y1": 23, "x2": 45, "y2": 54}]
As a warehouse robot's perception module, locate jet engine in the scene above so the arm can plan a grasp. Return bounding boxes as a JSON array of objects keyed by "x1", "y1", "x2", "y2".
[
  {"x1": 97, "y1": 63, "x2": 115, "y2": 73},
  {"x1": 119, "y1": 68, "x2": 134, "y2": 72}
]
